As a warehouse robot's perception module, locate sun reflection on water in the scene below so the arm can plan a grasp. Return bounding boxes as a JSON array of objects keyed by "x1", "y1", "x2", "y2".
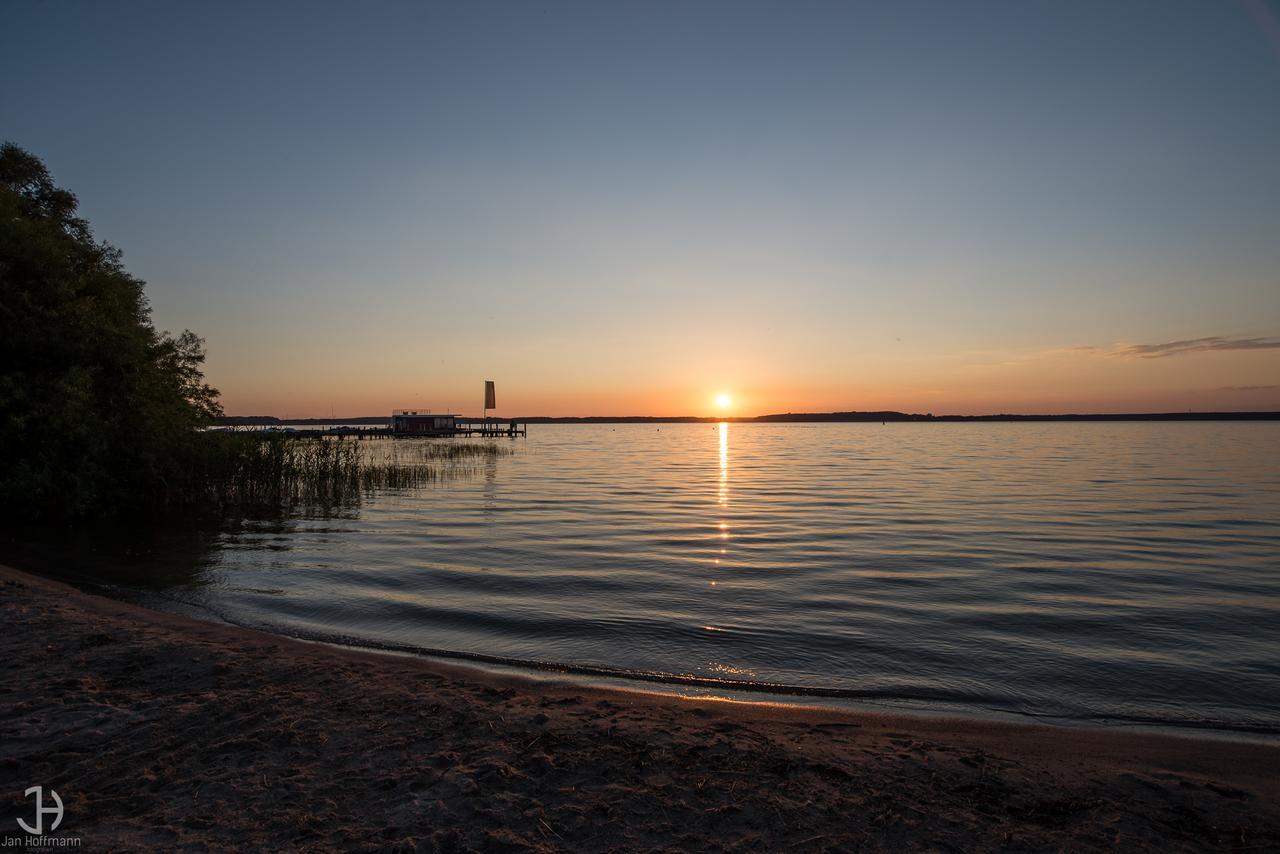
[
  {"x1": 716, "y1": 423, "x2": 730, "y2": 551},
  {"x1": 718, "y1": 421, "x2": 729, "y2": 507}
]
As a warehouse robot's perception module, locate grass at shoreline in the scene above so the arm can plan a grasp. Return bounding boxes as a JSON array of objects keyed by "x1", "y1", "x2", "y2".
[{"x1": 182, "y1": 434, "x2": 514, "y2": 507}]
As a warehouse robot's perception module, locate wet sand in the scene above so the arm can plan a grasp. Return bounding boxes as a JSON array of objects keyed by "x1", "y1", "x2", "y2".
[{"x1": 1, "y1": 563, "x2": 1277, "y2": 852}]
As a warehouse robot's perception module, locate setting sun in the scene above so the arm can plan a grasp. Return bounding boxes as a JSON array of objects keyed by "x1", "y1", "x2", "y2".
[{"x1": 715, "y1": 392, "x2": 732, "y2": 410}]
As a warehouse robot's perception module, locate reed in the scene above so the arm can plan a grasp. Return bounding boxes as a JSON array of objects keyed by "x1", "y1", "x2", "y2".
[
  {"x1": 175, "y1": 434, "x2": 513, "y2": 509},
  {"x1": 404, "y1": 441, "x2": 517, "y2": 463}
]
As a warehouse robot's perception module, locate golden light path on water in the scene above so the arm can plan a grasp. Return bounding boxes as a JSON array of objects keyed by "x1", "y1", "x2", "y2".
[
  {"x1": 705, "y1": 421, "x2": 758, "y2": 680},
  {"x1": 712, "y1": 421, "x2": 730, "y2": 570}
]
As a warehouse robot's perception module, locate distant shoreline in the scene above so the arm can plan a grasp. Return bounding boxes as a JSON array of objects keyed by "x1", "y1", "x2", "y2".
[{"x1": 215, "y1": 410, "x2": 1280, "y2": 426}]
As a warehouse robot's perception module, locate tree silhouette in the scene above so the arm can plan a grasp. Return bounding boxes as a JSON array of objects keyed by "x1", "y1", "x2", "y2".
[{"x1": 0, "y1": 142, "x2": 221, "y2": 517}]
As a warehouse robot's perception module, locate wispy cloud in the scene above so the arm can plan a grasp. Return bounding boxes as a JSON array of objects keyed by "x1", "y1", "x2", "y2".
[
  {"x1": 1220, "y1": 384, "x2": 1280, "y2": 391},
  {"x1": 1111, "y1": 336, "x2": 1280, "y2": 359}
]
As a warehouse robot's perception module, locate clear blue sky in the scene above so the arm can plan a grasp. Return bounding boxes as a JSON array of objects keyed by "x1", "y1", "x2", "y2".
[{"x1": 5, "y1": 1, "x2": 1279, "y2": 415}]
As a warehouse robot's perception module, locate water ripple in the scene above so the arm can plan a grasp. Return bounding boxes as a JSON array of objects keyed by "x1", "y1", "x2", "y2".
[{"x1": 132, "y1": 422, "x2": 1280, "y2": 734}]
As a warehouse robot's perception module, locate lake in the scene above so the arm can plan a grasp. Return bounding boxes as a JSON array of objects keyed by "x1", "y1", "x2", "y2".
[{"x1": 79, "y1": 422, "x2": 1280, "y2": 733}]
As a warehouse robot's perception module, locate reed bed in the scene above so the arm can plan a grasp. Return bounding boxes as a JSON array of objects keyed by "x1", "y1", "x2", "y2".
[{"x1": 181, "y1": 434, "x2": 514, "y2": 508}]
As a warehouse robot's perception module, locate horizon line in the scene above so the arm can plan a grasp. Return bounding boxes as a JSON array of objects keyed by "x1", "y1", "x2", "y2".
[{"x1": 216, "y1": 409, "x2": 1280, "y2": 424}]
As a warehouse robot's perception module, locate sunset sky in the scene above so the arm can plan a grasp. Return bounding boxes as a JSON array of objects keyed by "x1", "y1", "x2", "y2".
[{"x1": 5, "y1": 1, "x2": 1279, "y2": 416}]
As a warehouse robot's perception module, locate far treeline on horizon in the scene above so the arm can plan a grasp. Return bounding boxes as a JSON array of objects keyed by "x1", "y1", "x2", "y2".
[{"x1": 217, "y1": 410, "x2": 1280, "y2": 425}]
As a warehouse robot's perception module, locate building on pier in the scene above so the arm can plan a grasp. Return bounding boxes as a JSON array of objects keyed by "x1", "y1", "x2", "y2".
[{"x1": 391, "y1": 410, "x2": 459, "y2": 436}]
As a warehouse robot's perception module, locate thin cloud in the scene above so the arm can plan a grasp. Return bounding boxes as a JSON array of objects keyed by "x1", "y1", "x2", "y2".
[
  {"x1": 1220, "y1": 384, "x2": 1280, "y2": 391},
  {"x1": 1111, "y1": 336, "x2": 1280, "y2": 359}
]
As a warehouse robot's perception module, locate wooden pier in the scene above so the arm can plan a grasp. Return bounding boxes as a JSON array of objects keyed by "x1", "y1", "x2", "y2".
[
  {"x1": 452, "y1": 418, "x2": 527, "y2": 438},
  {"x1": 239, "y1": 419, "x2": 527, "y2": 440}
]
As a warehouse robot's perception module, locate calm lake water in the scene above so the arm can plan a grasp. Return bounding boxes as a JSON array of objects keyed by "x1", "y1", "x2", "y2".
[{"x1": 87, "y1": 423, "x2": 1280, "y2": 732}]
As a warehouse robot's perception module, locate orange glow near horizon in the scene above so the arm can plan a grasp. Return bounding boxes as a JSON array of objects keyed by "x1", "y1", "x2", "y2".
[
  {"x1": 202, "y1": 336, "x2": 1280, "y2": 419},
  {"x1": 210, "y1": 368, "x2": 1280, "y2": 420}
]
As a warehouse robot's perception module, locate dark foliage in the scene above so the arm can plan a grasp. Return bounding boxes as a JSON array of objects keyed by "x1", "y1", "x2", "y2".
[{"x1": 0, "y1": 143, "x2": 222, "y2": 518}]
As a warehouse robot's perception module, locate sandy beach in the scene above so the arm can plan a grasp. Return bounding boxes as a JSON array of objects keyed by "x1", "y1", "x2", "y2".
[{"x1": 1, "y1": 563, "x2": 1276, "y2": 852}]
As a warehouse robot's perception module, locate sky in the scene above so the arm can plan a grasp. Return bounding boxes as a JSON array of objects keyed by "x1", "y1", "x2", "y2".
[{"x1": 4, "y1": 0, "x2": 1280, "y2": 417}]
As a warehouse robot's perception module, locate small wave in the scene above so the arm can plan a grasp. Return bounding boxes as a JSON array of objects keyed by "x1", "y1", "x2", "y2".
[{"x1": 218, "y1": 615, "x2": 1280, "y2": 738}]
